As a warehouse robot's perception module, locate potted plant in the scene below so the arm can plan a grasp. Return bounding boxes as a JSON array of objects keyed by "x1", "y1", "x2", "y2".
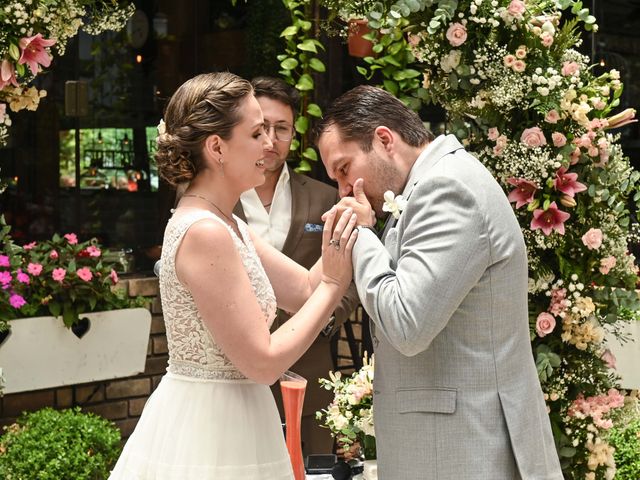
[
  {"x1": 320, "y1": 0, "x2": 380, "y2": 57},
  {"x1": 0, "y1": 407, "x2": 121, "y2": 479},
  {"x1": 0, "y1": 217, "x2": 151, "y2": 394}
]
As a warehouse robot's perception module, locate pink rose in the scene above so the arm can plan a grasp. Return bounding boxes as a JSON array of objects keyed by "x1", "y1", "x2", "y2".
[
  {"x1": 52, "y1": 267, "x2": 66, "y2": 283},
  {"x1": 536, "y1": 312, "x2": 556, "y2": 337},
  {"x1": 503, "y1": 54, "x2": 516, "y2": 67},
  {"x1": 599, "y1": 256, "x2": 617, "y2": 274},
  {"x1": 487, "y1": 127, "x2": 499, "y2": 141},
  {"x1": 515, "y1": 46, "x2": 527, "y2": 59},
  {"x1": 561, "y1": 61, "x2": 580, "y2": 76},
  {"x1": 541, "y1": 32, "x2": 554, "y2": 47},
  {"x1": 110, "y1": 269, "x2": 119, "y2": 284},
  {"x1": 64, "y1": 233, "x2": 78, "y2": 245},
  {"x1": 552, "y1": 132, "x2": 567, "y2": 147},
  {"x1": 23, "y1": 241, "x2": 36, "y2": 250},
  {"x1": 512, "y1": 60, "x2": 526, "y2": 72},
  {"x1": 445, "y1": 22, "x2": 467, "y2": 47},
  {"x1": 0, "y1": 254, "x2": 9, "y2": 267},
  {"x1": 27, "y1": 263, "x2": 43, "y2": 276},
  {"x1": 520, "y1": 127, "x2": 547, "y2": 147},
  {"x1": 507, "y1": 0, "x2": 526, "y2": 17},
  {"x1": 570, "y1": 147, "x2": 581, "y2": 164},
  {"x1": 581, "y1": 228, "x2": 603, "y2": 250},
  {"x1": 50, "y1": 249, "x2": 59, "y2": 259},
  {"x1": 545, "y1": 109, "x2": 560, "y2": 124},
  {"x1": 601, "y1": 349, "x2": 616, "y2": 369},
  {"x1": 76, "y1": 267, "x2": 93, "y2": 282}
]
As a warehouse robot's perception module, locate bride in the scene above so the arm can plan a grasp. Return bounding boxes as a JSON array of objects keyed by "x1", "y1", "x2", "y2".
[{"x1": 108, "y1": 72, "x2": 357, "y2": 479}]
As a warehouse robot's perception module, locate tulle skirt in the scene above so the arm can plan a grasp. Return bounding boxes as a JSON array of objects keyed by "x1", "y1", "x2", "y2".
[{"x1": 108, "y1": 372, "x2": 294, "y2": 479}]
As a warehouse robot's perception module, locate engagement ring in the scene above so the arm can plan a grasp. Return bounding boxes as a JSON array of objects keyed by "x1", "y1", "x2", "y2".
[{"x1": 329, "y1": 239, "x2": 340, "y2": 249}]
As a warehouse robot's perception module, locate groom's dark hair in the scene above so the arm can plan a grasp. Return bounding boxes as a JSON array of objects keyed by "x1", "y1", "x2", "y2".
[{"x1": 314, "y1": 85, "x2": 434, "y2": 152}]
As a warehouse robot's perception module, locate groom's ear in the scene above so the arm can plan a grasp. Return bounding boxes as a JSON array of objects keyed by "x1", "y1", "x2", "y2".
[{"x1": 373, "y1": 126, "x2": 394, "y2": 153}]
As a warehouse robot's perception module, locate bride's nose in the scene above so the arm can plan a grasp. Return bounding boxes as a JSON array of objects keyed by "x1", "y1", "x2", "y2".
[{"x1": 263, "y1": 130, "x2": 273, "y2": 150}]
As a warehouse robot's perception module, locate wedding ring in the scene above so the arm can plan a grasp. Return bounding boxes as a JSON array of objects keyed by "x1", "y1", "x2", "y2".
[{"x1": 329, "y1": 239, "x2": 340, "y2": 249}]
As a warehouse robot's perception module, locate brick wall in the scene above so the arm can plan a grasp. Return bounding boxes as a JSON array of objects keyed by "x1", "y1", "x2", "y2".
[{"x1": 0, "y1": 276, "x2": 365, "y2": 440}]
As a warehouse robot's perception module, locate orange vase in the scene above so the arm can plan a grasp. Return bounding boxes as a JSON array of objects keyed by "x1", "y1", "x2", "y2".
[
  {"x1": 280, "y1": 371, "x2": 307, "y2": 480},
  {"x1": 347, "y1": 18, "x2": 374, "y2": 58}
]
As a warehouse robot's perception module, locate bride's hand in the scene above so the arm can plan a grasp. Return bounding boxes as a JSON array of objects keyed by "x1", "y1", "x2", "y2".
[{"x1": 321, "y1": 206, "x2": 357, "y2": 290}]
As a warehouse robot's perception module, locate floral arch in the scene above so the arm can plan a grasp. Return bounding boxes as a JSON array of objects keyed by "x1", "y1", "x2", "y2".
[{"x1": 307, "y1": 0, "x2": 640, "y2": 478}]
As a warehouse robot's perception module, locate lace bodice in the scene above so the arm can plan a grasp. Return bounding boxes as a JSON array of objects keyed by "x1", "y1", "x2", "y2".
[{"x1": 159, "y1": 209, "x2": 277, "y2": 380}]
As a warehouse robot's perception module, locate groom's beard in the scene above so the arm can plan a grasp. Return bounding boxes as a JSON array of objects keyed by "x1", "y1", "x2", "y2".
[{"x1": 365, "y1": 150, "x2": 404, "y2": 218}]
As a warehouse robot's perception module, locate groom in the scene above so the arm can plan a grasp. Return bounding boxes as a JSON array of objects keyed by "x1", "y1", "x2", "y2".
[{"x1": 316, "y1": 86, "x2": 563, "y2": 479}]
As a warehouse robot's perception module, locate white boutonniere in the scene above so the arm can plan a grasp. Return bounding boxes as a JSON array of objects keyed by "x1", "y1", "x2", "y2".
[
  {"x1": 383, "y1": 190, "x2": 407, "y2": 219},
  {"x1": 157, "y1": 118, "x2": 166, "y2": 135}
]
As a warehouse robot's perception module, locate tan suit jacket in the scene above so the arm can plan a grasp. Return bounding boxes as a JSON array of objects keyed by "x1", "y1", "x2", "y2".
[{"x1": 234, "y1": 170, "x2": 359, "y2": 454}]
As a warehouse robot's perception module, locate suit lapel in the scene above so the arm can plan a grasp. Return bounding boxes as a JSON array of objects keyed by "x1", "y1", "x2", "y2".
[
  {"x1": 380, "y1": 135, "x2": 464, "y2": 240},
  {"x1": 281, "y1": 172, "x2": 309, "y2": 256}
]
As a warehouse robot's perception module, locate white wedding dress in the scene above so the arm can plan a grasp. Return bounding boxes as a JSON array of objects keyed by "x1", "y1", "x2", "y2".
[{"x1": 109, "y1": 209, "x2": 294, "y2": 479}]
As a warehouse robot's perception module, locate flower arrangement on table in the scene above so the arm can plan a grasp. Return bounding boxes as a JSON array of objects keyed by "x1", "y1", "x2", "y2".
[
  {"x1": 318, "y1": 0, "x2": 640, "y2": 478},
  {"x1": 0, "y1": 0, "x2": 134, "y2": 148},
  {"x1": 316, "y1": 354, "x2": 376, "y2": 460},
  {"x1": 0, "y1": 216, "x2": 140, "y2": 332}
]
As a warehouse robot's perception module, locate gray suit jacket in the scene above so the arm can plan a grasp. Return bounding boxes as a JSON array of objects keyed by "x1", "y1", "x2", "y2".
[{"x1": 353, "y1": 135, "x2": 562, "y2": 479}]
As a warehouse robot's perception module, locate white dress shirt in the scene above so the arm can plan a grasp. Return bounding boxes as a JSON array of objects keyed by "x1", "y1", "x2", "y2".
[{"x1": 240, "y1": 163, "x2": 292, "y2": 251}]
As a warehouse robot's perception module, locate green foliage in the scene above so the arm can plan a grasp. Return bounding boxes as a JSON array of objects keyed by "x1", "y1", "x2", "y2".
[
  {"x1": 279, "y1": 0, "x2": 326, "y2": 172},
  {"x1": 0, "y1": 407, "x2": 121, "y2": 480},
  {"x1": 359, "y1": 18, "x2": 423, "y2": 110},
  {"x1": 608, "y1": 417, "x2": 640, "y2": 479}
]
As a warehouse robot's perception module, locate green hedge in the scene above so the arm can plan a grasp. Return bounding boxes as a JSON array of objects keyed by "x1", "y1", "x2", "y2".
[
  {"x1": 609, "y1": 417, "x2": 640, "y2": 479},
  {"x1": 0, "y1": 407, "x2": 121, "y2": 480}
]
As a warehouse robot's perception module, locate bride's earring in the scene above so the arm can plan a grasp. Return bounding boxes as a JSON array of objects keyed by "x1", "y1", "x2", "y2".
[{"x1": 218, "y1": 157, "x2": 224, "y2": 177}]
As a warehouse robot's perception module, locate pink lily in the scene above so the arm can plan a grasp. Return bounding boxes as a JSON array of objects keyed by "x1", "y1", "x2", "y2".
[
  {"x1": 531, "y1": 202, "x2": 570, "y2": 235},
  {"x1": 554, "y1": 166, "x2": 587, "y2": 198},
  {"x1": 507, "y1": 177, "x2": 538, "y2": 208},
  {"x1": 18, "y1": 34, "x2": 56, "y2": 76},
  {"x1": 0, "y1": 59, "x2": 19, "y2": 90}
]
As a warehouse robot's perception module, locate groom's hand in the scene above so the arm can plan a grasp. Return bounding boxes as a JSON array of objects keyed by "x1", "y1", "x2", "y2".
[{"x1": 323, "y1": 178, "x2": 375, "y2": 227}]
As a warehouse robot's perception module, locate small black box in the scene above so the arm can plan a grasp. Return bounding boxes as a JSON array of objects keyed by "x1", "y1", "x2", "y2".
[{"x1": 305, "y1": 453, "x2": 338, "y2": 474}]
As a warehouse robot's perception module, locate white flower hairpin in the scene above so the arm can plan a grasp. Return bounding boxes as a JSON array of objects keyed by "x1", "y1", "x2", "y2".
[
  {"x1": 383, "y1": 190, "x2": 407, "y2": 219},
  {"x1": 157, "y1": 118, "x2": 166, "y2": 135}
]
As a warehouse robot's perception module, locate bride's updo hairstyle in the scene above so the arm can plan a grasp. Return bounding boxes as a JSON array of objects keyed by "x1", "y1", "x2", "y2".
[{"x1": 155, "y1": 72, "x2": 253, "y2": 187}]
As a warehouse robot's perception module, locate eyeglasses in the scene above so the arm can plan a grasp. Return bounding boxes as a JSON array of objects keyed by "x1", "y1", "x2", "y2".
[{"x1": 264, "y1": 122, "x2": 294, "y2": 142}]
